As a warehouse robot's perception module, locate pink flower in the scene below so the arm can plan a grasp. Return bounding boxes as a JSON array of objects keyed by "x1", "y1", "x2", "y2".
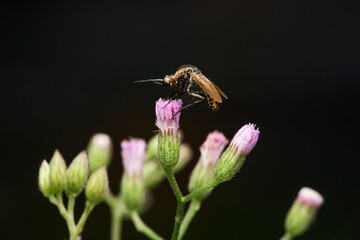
[
  {"x1": 200, "y1": 131, "x2": 229, "y2": 168},
  {"x1": 155, "y1": 98, "x2": 182, "y2": 137},
  {"x1": 297, "y1": 187, "x2": 324, "y2": 208},
  {"x1": 121, "y1": 138, "x2": 146, "y2": 178},
  {"x1": 230, "y1": 123, "x2": 259, "y2": 156}
]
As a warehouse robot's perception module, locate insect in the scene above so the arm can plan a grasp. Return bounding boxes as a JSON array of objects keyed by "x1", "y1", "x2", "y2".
[{"x1": 135, "y1": 64, "x2": 228, "y2": 111}]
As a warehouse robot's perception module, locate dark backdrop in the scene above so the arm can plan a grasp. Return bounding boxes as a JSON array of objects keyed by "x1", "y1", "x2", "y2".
[{"x1": 1, "y1": 1, "x2": 359, "y2": 239}]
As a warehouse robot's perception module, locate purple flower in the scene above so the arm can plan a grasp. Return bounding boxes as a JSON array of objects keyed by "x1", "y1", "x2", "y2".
[
  {"x1": 297, "y1": 187, "x2": 324, "y2": 208},
  {"x1": 155, "y1": 98, "x2": 183, "y2": 137},
  {"x1": 200, "y1": 131, "x2": 229, "y2": 168},
  {"x1": 230, "y1": 123, "x2": 259, "y2": 156},
  {"x1": 121, "y1": 138, "x2": 146, "y2": 178}
]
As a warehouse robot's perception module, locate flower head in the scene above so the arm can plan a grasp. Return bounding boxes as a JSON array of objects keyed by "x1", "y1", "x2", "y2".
[
  {"x1": 200, "y1": 131, "x2": 228, "y2": 168},
  {"x1": 188, "y1": 131, "x2": 228, "y2": 200},
  {"x1": 284, "y1": 187, "x2": 324, "y2": 238},
  {"x1": 121, "y1": 138, "x2": 146, "y2": 178},
  {"x1": 230, "y1": 123, "x2": 259, "y2": 156},
  {"x1": 215, "y1": 124, "x2": 259, "y2": 183},
  {"x1": 155, "y1": 98, "x2": 182, "y2": 137},
  {"x1": 297, "y1": 187, "x2": 324, "y2": 208}
]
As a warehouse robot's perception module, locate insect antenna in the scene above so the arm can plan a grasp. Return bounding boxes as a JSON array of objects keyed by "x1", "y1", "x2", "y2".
[{"x1": 134, "y1": 79, "x2": 163, "y2": 85}]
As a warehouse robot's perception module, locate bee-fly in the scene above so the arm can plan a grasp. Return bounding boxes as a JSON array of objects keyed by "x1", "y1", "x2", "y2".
[{"x1": 135, "y1": 64, "x2": 228, "y2": 111}]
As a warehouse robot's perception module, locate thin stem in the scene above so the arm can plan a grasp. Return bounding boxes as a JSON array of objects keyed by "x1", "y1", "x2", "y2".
[
  {"x1": 163, "y1": 168, "x2": 186, "y2": 240},
  {"x1": 164, "y1": 168, "x2": 183, "y2": 201},
  {"x1": 131, "y1": 211, "x2": 164, "y2": 240},
  {"x1": 67, "y1": 195, "x2": 76, "y2": 222},
  {"x1": 280, "y1": 232, "x2": 293, "y2": 240},
  {"x1": 111, "y1": 210, "x2": 123, "y2": 240},
  {"x1": 183, "y1": 178, "x2": 218, "y2": 203},
  {"x1": 172, "y1": 200, "x2": 185, "y2": 240},
  {"x1": 55, "y1": 193, "x2": 77, "y2": 240},
  {"x1": 178, "y1": 200, "x2": 201, "y2": 240},
  {"x1": 106, "y1": 194, "x2": 126, "y2": 240},
  {"x1": 76, "y1": 201, "x2": 95, "y2": 235}
]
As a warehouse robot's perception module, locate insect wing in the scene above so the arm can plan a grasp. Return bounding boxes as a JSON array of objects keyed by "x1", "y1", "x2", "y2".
[
  {"x1": 212, "y1": 82, "x2": 228, "y2": 99},
  {"x1": 190, "y1": 72, "x2": 223, "y2": 103}
]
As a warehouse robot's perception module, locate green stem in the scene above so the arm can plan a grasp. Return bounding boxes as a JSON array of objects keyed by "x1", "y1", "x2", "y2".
[
  {"x1": 131, "y1": 211, "x2": 164, "y2": 240},
  {"x1": 164, "y1": 168, "x2": 183, "y2": 200},
  {"x1": 76, "y1": 201, "x2": 95, "y2": 235},
  {"x1": 163, "y1": 168, "x2": 186, "y2": 240},
  {"x1": 183, "y1": 178, "x2": 218, "y2": 203},
  {"x1": 67, "y1": 195, "x2": 76, "y2": 223},
  {"x1": 54, "y1": 194, "x2": 77, "y2": 240},
  {"x1": 106, "y1": 194, "x2": 125, "y2": 240},
  {"x1": 178, "y1": 200, "x2": 201, "y2": 240},
  {"x1": 172, "y1": 200, "x2": 185, "y2": 240},
  {"x1": 280, "y1": 232, "x2": 293, "y2": 240},
  {"x1": 111, "y1": 210, "x2": 123, "y2": 240}
]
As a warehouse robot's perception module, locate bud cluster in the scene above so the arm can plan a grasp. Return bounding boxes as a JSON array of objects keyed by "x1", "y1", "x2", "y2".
[{"x1": 38, "y1": 148, "x2": 109, "y2": 204}]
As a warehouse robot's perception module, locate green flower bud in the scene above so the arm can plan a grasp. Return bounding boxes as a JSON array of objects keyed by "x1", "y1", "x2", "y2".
[
  {"x1": 38, "y1": 160, "x2": 53, "y2": 197},
  {"x1": 284, "y1": 187, "x2": 324, "y2": 239},
  {"x1": 143, "y1": 160, "x2": 164, "y2": 189},
  {"x1": 66, "y1": 151, "x2": 89, "y2": 196},
  {"x1": 49, "y1": 150, "x2": 67, "y2": 194},
  {"x1": 85, "y1": 166, "x2": 109, "y2": 204},
  {"x1": 87, "y1": 133, "x2": 113, "y2": 172},
  {"x1": 215, "y1": 124, "x2": 259, "y2": 183},
  {"x1": 145, "y1": 134, "x2": 158, "y2": 162},
  {"x1": 174, "y1": 143, "x2": 193, "y2": 173}
]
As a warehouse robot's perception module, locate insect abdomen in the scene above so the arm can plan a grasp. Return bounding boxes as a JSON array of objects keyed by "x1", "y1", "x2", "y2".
[{"x1": 207, "y1": 96, "x2": 219, "y2": 111}]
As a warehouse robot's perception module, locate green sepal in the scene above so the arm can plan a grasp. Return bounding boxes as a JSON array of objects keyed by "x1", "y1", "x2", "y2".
[
  {"x1": 285, "y1": 200, "x2": 318, "y2": 238},
  {"x1": 158, "y1": 133, "x2": 180, "y2": 169},
  {"x1": 215, "y1": 147, "x2": 245, "y2": 183},
  {"x1": 121, "y1": 173, "x2": 145, "y2": 211}
]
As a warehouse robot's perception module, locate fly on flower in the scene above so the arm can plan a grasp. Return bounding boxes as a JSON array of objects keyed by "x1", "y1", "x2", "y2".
[{"x1": 135, "y1": 65, "x2": 228, "y2": 111}]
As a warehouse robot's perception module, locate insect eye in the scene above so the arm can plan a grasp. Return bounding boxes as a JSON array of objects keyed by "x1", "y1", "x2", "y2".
[{"x1": 163, "y1": 75, "x2": 171, "y2": 86}]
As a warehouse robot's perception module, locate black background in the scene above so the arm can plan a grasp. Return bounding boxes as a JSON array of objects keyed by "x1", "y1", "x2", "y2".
[{"x1": 1, "y1": 1, "x2": 359, "y2": 239}]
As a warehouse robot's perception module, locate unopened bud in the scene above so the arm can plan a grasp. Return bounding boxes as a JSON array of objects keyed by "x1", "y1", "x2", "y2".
[
  {"x1": 145, "y1": 134, "x2": 158, "y2": 162},
  {"x1": 143, "y1": 161, "x2": 164, "y2": 189},
  {"x1": 174, "y1": 143, "x2": 193, "y2": 173},
  {"x1": 189, "y1": 131, "x2": 228, "y2": 200},
  {"x1": 66, "y1": 151, "x2": 89, "y2": 196},
  {"x1": 85, "y1": 166, "x2": 109, "y2": 204},
  {"x1": 284, "y1": 187, "x2": 324, "y2": 238},
  {"x1": 87, "y1": 133, "x2": 113, "y2": 172},
  {"x1": 215, "y1": 124, "x2": 259, "y2": 183},
  {"x1": 38, "y1": 160, "x2": 53, "y2": 197},
  {"x1": 121, "y1": 138, "x2": 145, "y2": 210},
  {"x1": 49, "y1": 150, "x2": 67, "y2": 194}
]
